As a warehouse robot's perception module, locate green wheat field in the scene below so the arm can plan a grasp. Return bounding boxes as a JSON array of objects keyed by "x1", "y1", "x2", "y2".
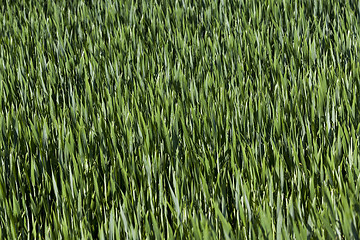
[{"x1": 1, "y1": 0, "x2": 360, "y2": 239}]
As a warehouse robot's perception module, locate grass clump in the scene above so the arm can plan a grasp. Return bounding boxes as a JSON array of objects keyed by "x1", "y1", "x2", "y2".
[{"x1": 1, "y1": 0, "x2": 360, "y2": 239}]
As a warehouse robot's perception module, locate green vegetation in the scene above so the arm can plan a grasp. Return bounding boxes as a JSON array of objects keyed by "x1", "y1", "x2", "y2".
[{"x1": 1, "y1": 0, "x2": 360, "y2": 238}]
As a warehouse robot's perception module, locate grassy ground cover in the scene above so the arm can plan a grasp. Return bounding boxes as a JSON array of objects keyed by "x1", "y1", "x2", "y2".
[{"x1": 1, "y1": 0, "x2": 360, "y2": 238}]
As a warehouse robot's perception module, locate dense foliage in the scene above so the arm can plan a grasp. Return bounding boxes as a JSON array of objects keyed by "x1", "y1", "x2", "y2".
[{"x1": 1, "y1": 0, "x2": 360, "y2": 238}]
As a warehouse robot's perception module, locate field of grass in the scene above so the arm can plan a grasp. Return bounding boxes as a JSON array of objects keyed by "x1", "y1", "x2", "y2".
[{"x1": 1, "y1": 0, "x2": 360, "y2": 239}]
